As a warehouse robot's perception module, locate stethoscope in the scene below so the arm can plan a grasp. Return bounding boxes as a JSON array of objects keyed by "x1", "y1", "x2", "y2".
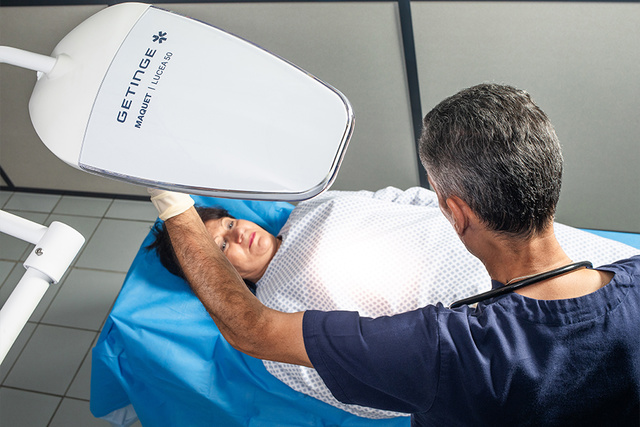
[{"x1": 449, "y1": 261, "x2": 593, "y2": 309}]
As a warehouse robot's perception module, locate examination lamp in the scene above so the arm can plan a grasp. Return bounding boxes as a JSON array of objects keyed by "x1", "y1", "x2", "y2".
[
  {"x1": 1, "y1": 2, "x2": 354, "y2": 201},
  {"x1": 0, "y1": 2, "x2": 353, "y2": 365}
]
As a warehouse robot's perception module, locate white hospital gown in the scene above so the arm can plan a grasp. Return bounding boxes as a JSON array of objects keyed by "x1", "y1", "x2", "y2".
[{"x1": 255, "y1": 187, "x2": 639, "y2": 419}]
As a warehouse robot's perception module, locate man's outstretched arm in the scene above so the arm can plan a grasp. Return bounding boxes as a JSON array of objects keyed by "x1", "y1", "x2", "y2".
[{"x1": 151, "y1": 190, "x2": 311, "y2": 367}]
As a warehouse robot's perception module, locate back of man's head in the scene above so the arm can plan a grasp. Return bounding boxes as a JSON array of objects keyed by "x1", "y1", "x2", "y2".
[{"x1": 419, "y1": 83, "x2": 563, "y2": 238}]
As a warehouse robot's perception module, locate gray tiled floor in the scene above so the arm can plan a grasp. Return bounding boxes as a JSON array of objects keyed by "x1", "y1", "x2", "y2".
[{"x1": 0, "y1": 191, "x2": 154, "y2": 426}]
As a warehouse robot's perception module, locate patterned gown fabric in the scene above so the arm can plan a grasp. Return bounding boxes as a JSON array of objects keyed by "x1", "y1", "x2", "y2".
[{"x1": 255, "y1": 186, "x2": 639, "y2": 419}]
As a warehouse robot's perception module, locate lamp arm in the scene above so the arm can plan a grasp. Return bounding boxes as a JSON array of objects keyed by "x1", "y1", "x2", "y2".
[
  {"x1": 0, "y1": 46, "x2": 56, "y2": 74},
  {"x1": 0, "y1": 210, "x2": 85, "y2": 364}
]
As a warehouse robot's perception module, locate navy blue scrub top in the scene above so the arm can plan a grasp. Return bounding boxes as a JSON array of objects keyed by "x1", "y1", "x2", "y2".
[{"x1": 303, "y1": 256, "x2": 640, "y2": 426}]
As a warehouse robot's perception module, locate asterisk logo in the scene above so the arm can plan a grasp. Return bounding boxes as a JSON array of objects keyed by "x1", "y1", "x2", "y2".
[{"x1": 153, "y1": 31, "x2": 167, "y2": 43}]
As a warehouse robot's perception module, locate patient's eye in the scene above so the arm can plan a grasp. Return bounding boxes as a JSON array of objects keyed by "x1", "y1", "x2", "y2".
[
  {"x1": 228, "y1": 220, "x2": 234, "y2": 229},
  {"x1": 213, "y1": 236, "x2": 227, "y2": 252}
]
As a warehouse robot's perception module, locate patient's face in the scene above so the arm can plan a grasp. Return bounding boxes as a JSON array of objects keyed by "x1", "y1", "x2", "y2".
[{"x1": 204, "y1": 217, "x2": 280, "y2": 283}]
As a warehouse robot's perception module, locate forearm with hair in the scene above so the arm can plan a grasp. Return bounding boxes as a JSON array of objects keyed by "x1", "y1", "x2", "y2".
[{"x1": 164, "y1": 207, "x2": 310, "y2": 366}]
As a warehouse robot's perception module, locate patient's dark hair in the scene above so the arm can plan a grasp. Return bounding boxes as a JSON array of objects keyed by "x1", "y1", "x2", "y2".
[{"x1": 147, "y1": 206, "x2": 256, "y2": 293}]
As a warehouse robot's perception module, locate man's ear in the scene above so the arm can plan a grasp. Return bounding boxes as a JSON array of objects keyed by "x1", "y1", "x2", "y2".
[{"x1": 445, "y1": 196, "x2": 471, "y2": 236}]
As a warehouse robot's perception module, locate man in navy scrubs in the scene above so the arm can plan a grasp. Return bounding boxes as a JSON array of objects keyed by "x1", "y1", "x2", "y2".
[{"x1": 152, "y1": 83, "x2": 640, "y2": 425}]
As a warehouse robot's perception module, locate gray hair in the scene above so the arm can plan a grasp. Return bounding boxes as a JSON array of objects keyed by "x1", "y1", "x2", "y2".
[{"x1": 419, "y1": 83, "x2": 563, "y2": 238}]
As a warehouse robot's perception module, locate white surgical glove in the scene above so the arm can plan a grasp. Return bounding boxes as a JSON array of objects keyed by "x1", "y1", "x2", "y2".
[{"x1": 148, "y1": 188, "x2": 194, "y2": 221}]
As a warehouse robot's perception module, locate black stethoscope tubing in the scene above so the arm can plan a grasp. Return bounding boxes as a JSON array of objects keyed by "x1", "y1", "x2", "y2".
[{"x1": 449, "y1": 261, "x2": 593, "y2": 309}]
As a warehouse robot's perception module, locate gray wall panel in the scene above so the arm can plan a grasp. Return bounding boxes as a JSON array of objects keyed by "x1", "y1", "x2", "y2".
[{"x1": 413, "y1": 1, "x2": 640, "y2": 232}]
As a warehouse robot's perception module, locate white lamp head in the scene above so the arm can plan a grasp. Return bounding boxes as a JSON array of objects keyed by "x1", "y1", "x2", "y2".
[{"x1": 21, "y1": 2, "x2": 354, "y2": 201}]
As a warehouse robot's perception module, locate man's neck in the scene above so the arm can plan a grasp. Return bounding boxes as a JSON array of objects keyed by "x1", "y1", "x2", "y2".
[
  {"x1": 474, "y1": 224, "x2": 611, "y2": 300},
  {"x1": 475, "y1": 224, "x2": 573, "y2": 285}
]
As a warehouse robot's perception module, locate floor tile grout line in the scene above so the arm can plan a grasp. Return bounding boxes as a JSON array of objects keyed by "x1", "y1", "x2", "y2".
[
  {"x1": 46, "y1": 396, "x2": 98, "y2": 427},
  {"x1": 2, "y1": 323, "x2": 99, "y2": 401},
  {"x1": 3, "y1": 207, "x2": 158, "y2": 223},
  {"x1": 0, "y1": 384, "x2": 91, "y2": 402},
  {"x1": 51, "y1": 195, "x2": 65, "y2": 217},
  {"x1": 0, "y1": 257, "x2": 24, "y2": 264},
  {"x1": 69, "y1": 265, "x2": 137, "y2": 275},
  {"x1": 0, "y1": 322, "x2": 38, "y2": 386},
  {"x1": 0, "y1": 259, "x2": 145, "y2": 273},
  {"x1": 2, "y1": 321, "x2": 102, "y2": 385},
  {"x1": 0, "y1": 260, "x2": 22, "y2": 289},
  {"x1": 36, "y1": 321, "x2": 104, "y2": 334},
  {"x1": 0, "y1": 193, "x2": 62, "y2": 216},
  {"x1": 47, "y1": 402, "x2": 63, "y2": 427},
  {"x1": 0, "y1": 192, "x2": 15, "y2": 211},
  {"x1": 62, "y1": 331, "x2": 100, "y2": 398}
]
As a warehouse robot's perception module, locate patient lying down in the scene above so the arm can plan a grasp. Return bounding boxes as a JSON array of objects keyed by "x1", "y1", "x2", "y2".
[
  {"x1": 149, "y1": 205, "x2": 280, "y2": 294},
  {"x1": 149, "y1": 186, "x2": 638, "y2": 419}
]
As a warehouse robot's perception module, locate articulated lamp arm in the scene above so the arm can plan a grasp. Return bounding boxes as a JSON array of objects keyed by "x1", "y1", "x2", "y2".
[{"x1": 0, "y1": 210, "x2": 85, "y2": 364}]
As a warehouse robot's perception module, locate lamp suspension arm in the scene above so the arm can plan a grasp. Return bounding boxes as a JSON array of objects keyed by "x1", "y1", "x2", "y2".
[
  {"x1": 0, "y1": 210, "x2": 85, "y2": 365},
  {"x1": 0, "y1": 46, "x2": 56, "y2": 74}
]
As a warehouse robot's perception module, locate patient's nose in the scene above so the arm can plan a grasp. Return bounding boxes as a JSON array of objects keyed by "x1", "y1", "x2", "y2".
[{"x1": 231, "y1": 225, "x2": 244, "y2": 244}]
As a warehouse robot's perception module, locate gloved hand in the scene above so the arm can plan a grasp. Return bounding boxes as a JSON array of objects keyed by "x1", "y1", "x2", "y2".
[{"x1": 148, "y1": 188, "x2": 194, "y2": 221}]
